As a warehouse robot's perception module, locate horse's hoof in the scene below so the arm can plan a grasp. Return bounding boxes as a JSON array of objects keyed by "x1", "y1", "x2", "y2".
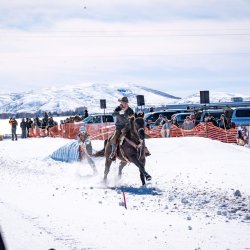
[{"x1": 146, "y1": 175, "x2": 152, "y2": 181}]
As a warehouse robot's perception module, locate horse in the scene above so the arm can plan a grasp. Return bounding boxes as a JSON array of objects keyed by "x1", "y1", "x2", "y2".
[{"x1": 103, "y1": 115, "x2": 152, "y2": 186}]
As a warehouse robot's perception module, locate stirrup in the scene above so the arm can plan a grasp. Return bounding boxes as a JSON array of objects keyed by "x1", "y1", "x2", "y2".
[
  {"x1": 109, "y1": 152, "x2": 116, "y2": 160},
  {"x1": 119, "y1": 135, "x2": 125, "y2": 145}
]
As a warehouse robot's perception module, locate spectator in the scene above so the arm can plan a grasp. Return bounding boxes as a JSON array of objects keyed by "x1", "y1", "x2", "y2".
[
  {"x1": 171, "y1": 116, "x2": 179, "y2": 127},
  {"x1": 26, "y1": 118, "x2": 33, "y2": 137},
  {"x1": 20, "y1": 118, "x2": 27, "y2": 138},
  {"x1": 189, "y1": 114, "x2": 196, "y2": 126},
  {"x1": 182, "y1": 116, "x2": 195, "y2": 130},
  {"x1": 236, "y1": 128, "x2": 248, "y2": 146},
  {"x1": 155, "y1": 114, "x2": 163, "y2": 126},
  {"x1": 84, "y1": 109, "x2": 89, "y2": 118},
  {"x1": 146, "y1": 119, "x2": 153, "y2": 130},
  {"x1": 205, "y1": 113, "x2": 218, "y2": 126},
  {"x1": 44, "y1": 112, "x2": 49, "y2": 126},
  {"x1": 218, "y1": 114, "x2": 231, "y2": 129},
  {"x1": 34, "y1": 117, "x2": 42, "y2": 128},
  {"x1": 161, "y1": 116, "x2": 171, "y2": 138},
  {"x1": 41, "y1": 118, "x2": 47, "y2": 130},
  {"x1": 9, "y1": 117, "x2": 18, "y2": 141}
]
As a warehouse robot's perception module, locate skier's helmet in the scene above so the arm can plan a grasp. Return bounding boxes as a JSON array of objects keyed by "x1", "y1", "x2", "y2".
[{"x1": 79, "y1": 126, "x2": 87, "y2": 134}]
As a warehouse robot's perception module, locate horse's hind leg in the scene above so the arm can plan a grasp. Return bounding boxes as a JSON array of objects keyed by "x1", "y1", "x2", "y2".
[
  {"x1": 104, "y1": 158, "x2": 112, "y2": 182},
  {"x1": 118, "y1": 161, "x2": 127, "y2": 178}
]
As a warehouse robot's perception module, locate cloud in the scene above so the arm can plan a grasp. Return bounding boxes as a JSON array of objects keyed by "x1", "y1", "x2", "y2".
[
  {"x1": 0, "y1": 1, "x2": 250, "y2": 95},
  {"x1": 1, "y1": 0, "x2": 250, "y2": 29}
]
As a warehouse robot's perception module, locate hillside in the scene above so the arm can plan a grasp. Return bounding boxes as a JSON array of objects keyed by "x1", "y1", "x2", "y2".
[
  {"x1": 0, "y1": 84, "x2": 249, "y2": 115},
  {"x1": 0, "y1": 83, "x2": 180, "y2": 114}
]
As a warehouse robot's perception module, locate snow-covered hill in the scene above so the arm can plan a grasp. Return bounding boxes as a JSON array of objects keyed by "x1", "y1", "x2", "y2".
[
  {"x1": 178, "y1": 91, "x2": 250, "y2": 104},
  {"x1": 0, "y1": 84, "x2": 249, "y2": 115},
  {"x1": 0, "y1": 83, "x2": 180, "y2": 114}
]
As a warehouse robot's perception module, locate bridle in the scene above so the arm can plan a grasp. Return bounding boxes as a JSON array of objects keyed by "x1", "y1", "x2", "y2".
[
  {"x1": 132, "y1": 117, "x2": 145, "y2": 160},
  {"x1": 134, "y1": 117, "x2": 145, "y2": 140}
]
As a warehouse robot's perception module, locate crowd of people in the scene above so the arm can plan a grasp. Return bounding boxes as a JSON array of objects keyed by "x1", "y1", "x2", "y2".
[
  {"x1": 8, "y1": 110, "x2": 90, "y2": 140},
  {"x1": 9, "y1": 112, "x2": 58, "y2": 140},
  {"x1": 148, "y1": 112, "x2": 233, "y2": 138},
  {"x1": 7, "y1": 103, "x2": 247, "y2": 147}
]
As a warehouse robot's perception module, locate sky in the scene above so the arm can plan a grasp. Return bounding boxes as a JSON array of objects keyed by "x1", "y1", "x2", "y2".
[{"x1": 0, "y1": 0, "x2": 250, "y2": 97}]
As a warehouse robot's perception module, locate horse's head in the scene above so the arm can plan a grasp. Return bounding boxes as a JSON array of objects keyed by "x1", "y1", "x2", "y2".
[
  {"x1": 135, "y1": 117, "x2": 145, "y2": 140},
  {"x1": 129, "y1": 114, "x2": 145, "y2": 141}
]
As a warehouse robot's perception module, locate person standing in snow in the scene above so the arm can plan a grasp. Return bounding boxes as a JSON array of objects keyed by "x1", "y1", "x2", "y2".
[
  {"x1": 43, "y1": 112, "x2": 49, "y2": 126},
  {"x1": 20, "y1": 118, "x2": 27, "y2": 138},
  {"x1": 9, "y1": 117, "x2": 18, "y2": 141},
  {"x1": 161, "y1": 116, "x2": 171, "y2": 137},
  {"x1": 26, "y1": 118, "x2": 33, "y2": 137}
]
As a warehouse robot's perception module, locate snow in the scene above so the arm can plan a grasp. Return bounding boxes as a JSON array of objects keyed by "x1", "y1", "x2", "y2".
[{"x1": 1, "y1": 136, "x2": 250, "y2": 250}]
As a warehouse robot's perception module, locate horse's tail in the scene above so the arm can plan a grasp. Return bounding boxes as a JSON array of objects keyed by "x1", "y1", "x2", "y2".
[{"x1": 91, "y1": 139, "x2": 108, "y2": 157}]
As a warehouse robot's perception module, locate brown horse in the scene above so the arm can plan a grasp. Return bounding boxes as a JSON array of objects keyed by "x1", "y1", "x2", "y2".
[{"x1": 103, "y1": 116, "x2": 152, "y2": 186}]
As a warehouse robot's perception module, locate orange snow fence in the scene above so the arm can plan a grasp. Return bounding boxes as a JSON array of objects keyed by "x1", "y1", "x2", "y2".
[
  {"x1": 42, "y1": 123, "x2": 116, "y2": 140},
  {"x1": 145, "y1": 122, "x2": 237, "y2": 143},
  {"x1": 29, "y1": 122, "x2": 237, "y2": 143}
]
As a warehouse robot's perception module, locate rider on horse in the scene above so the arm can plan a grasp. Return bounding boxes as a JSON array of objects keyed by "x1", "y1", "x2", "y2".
[{"x1": 109, "y1": 96, "x2": 134, "y2": 160}]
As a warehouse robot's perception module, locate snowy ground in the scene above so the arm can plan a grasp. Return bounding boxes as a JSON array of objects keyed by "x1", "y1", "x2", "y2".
[{"x1": 0, "y1": 137, "x2": 250, "y2": 250}]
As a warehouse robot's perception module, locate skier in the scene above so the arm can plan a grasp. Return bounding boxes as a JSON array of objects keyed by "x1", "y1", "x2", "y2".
[
  {"x1": 50, "y1": 126, "x2": 97, "y2": 175},
  {"x1": 77, "y1": 126, "x2": 97, "y2": 174}
]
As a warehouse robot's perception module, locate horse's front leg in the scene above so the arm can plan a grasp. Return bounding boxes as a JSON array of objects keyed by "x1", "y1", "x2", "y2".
[
  {"x1": 140, "y1": 158, "x2": 152, "y2": 181},
  {"x1": 118, "y1": 161, "x2": 127, "y2": 178},
  {"x1": 139, "y1": 170, "x2": 146, "y2": 186},
  {"x1": 144, "y1": 171, "x2": 152, "y2": 181},
  {"x1": 133, "y1": 158, "x2": 151, "y2": 185}
]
